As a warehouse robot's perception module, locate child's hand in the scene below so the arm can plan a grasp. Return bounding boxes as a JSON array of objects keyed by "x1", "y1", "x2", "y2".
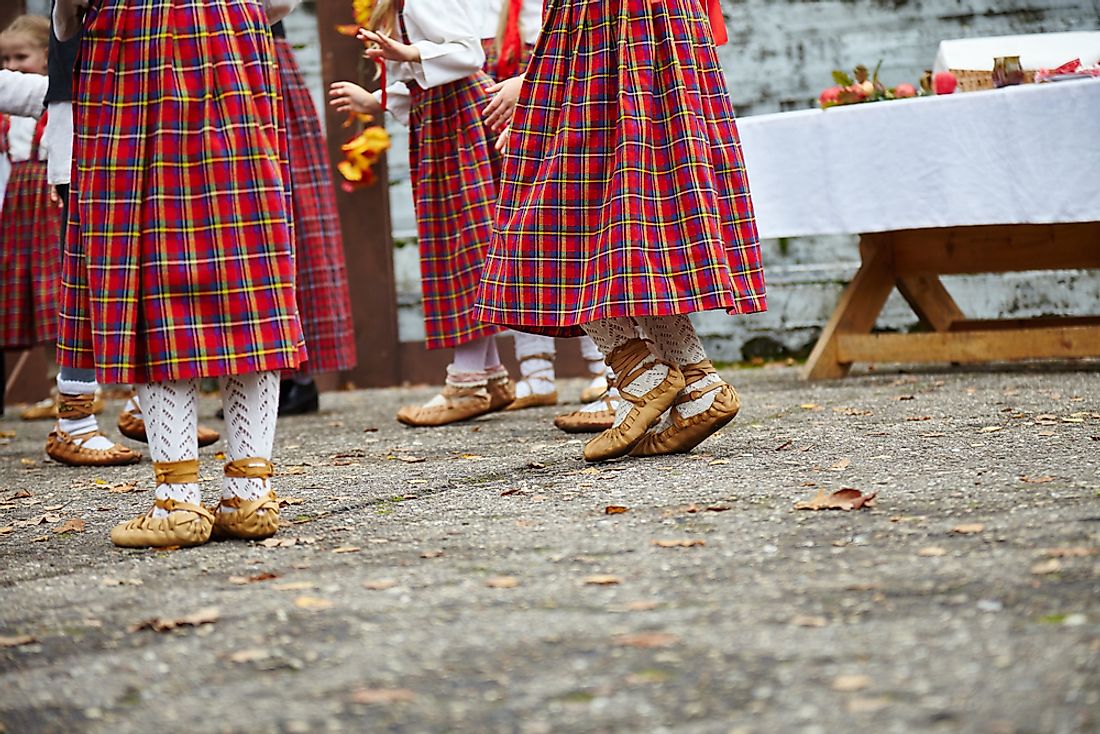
[
  {"x1": 357, "y1": 28, "x2": 421, "y2": 64},
  {"x1": 329, "y1": 81, "x2": 382, "y2": 116},
  {"x1": 49, "y1": 185, "x2": 63, "y2": 208},
  {"x1": 495, "y1": 126, "x2": 511, "y2": 154},
  {"x1": 484, "y1": 75, "x2": 524, "y2": 133}
]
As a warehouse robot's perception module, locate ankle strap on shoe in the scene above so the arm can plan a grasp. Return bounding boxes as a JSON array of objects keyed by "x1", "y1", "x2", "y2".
[
  {"x1": 224, "y1": 457, "x2": 274, "y2": 480},
  {"x1": 609, "y1": 339, "x2": 671, "y2": 404},
  {"x1": 154, "y1": 458, "x2": 200, "y2": 485},
  {"x1": 680, "y1": 359, "x2": 718, "y2": 386},
  {"x1": 57, "y1": 393, "x2": 95, "y2": 420},
  {"x1": 154, "y1": 497, "x2": 213, "y2": 519}
]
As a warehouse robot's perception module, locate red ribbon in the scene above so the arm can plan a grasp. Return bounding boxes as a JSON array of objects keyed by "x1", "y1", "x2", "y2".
[
  {"x1": 376, "y1": 58, "x2": 387, "y2": 111},
  {"x1": 497, "y1": 0, "x2": 523, "y2": 80},
  {"x1": 707, "y1": 0, "x2": 728, "y2": 46}
]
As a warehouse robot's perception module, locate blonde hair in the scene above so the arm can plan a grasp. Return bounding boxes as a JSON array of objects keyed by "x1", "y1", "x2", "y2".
[
  {"x1": 0, "y1": 15, "x2": 50, "y2": 51},
  {"x1": 367, "y1": 0, "x2": 398, "y2": 37}
]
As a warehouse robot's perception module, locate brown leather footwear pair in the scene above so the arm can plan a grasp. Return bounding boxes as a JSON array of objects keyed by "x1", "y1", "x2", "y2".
[
  {"x1": 110, "y1": 457, "x2": 280, "y2": 548},
  {"x1": 397, "y1": 373, "x2": 516, "y2": 426},
  {"x1": 22, "y1": 391, "x2": 105, "y2": 421},
  {"x1": 506, "y1": 353, "x2": 558, "y2": 411},
  {"x1": 631, "y1": 360, "x2": 741, "y2": 457},
  {"x1": 583, "y1": 339, "x2": 684, "y2": 462},
  {"x1": 117, "y1": 406, "x2": 221, "y2": 448},
  {"x1": 46, "y1": 393, "x2": 141, "y2": 467}
]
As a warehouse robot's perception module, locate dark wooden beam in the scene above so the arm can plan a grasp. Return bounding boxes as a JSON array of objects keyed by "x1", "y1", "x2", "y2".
[{"x1": 315, "y1": 4, "x2": 401, "y2": 388}]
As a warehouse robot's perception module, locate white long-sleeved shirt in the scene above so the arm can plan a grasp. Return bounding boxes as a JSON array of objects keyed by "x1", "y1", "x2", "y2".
[
  {"x1": 475, "y1": 0, "x2": 542, "y2": 45},
  {"x1": 0, "y1": 69, "x2": 48, "y2": 120},
  {"x1": 371, "y1": 0, "x2": 485, "y2": 127}
]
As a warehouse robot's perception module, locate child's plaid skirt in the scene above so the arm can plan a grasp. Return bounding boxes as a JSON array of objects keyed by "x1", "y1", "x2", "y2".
[
  {"x1": 0, "y1": 160, "x2": 61, "y2": 349},
  {"x1": 474, "y1": 0, "x2": 767, "y2": 336},
  {"x1": 275, "y1": 37, "x2": 356, "y2": 375},
  {"x1": 408, "y1": 73, "x2": 503, "y2": 350},
  {"x1": 58, "y1": 0, "x2": 306, "y2": 384}
]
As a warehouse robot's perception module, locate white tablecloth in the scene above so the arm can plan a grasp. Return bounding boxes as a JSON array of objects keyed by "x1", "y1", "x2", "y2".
[
  {"x1": 737, "y1": 79, "x2": 1100, "y2": 240},
  {"x1": 933, "y1": 32, "x2": 1100, "y2": 74}
]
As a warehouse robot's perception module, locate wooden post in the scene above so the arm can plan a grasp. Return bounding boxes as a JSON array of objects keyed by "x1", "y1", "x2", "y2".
[{"x1": 315, "y1": 3, "x2": 401, "y2": 388}]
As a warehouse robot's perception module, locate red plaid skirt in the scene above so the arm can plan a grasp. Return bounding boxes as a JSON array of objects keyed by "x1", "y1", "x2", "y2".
[
  {"x1": 475, "y1": 0, "x2": 767, "y2": 336},
  {"x1": 0, "y1": 160, "x2": 61, "y2": 349},
  {"x1": 481, "y1": 38, "x2": 536, "y2": 82},
  {"x1": 275, "y1": 38, "x2": 356, "y2": 375},
  {"x1": 58, "y1": 0, "x2": 306, "y2": 384},
  {"x1": 408, "y1": 73, "x2": 503, "y2": 349}
]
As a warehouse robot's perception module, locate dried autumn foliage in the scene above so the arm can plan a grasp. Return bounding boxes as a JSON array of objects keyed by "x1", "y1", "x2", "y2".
[
  {"x1": 486, "y1": 576, "x2": 519, "y2": 589},
  {"x1": 53, "y1": 518, "x2": 86, "y2": 534},
  {"x1": 350, "y1": 688, "x2": 416, "y2": 705},
  {"x1": 584, "y1": 575, "x2": 621, "y2": 586},
  {"x1": 129, "y1": 607, "x2": 220, "y2": 633},
  {"x1": 604, "y1": 505, "x2": 629, "y2": 515},
  {"x1": 613, "y1": 632, "x2": 680, "y2": 649},
  {"x1": 652, "y1": 539, "x2": 705, "y2": 548},
  {"x1": 795, "y1": 488, "x2": 876, "y2": 511}
]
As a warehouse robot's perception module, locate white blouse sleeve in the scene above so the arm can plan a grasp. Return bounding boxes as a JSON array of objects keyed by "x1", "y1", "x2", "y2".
[
  {"x1": 403, "y1": 0, "x2": 486, "y2": 90},
  {"x1": 263, "y1": 0, "x2": 302, "y2": 22},
  {"x1": 0, "y1": 70, "x2": 48, "y2": 119},
  {"x1": 373, "y1": 82, "x2": 413, "y2": 128}
]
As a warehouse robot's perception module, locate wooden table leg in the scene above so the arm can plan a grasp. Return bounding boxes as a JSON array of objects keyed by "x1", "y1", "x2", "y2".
[
  {"x1": 802, "y1": 234, "x2": 897, "y2": 380},
  {"x1": 896, "y1": 274, "x2": 965, "y2": 332}
]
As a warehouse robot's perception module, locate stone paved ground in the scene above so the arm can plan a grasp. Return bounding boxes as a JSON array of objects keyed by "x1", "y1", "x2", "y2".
[{"x1": 1, "y1": 364, "x2": 1098, "y2": 734}]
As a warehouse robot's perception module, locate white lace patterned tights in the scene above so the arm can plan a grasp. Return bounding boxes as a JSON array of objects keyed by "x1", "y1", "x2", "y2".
[
  {"x1": 219, "y1": 371, "x2": 279, "y2": 507},
  {"x1": 138, "y1": 379, "x2": 200, "y2": 518}
]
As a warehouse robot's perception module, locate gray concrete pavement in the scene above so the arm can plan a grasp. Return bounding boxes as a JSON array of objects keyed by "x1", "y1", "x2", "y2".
[{"x1": 1, "y1": 364, "x2": 1098, "y2": 733}]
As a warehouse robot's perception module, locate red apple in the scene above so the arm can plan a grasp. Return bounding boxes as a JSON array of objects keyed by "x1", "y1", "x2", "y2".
[
  {"x1": 819, "y1": 86, "x2": 841, "y2": 106},
  {"x1": 846, "y1": 84, "x2": 867, "y2": 99},
  {"x1": 933, "y1": 71, "x2": 958, "y2": 95},
  {"x1": 894, "y1": 83, "x2": 917, "y2": 98}
]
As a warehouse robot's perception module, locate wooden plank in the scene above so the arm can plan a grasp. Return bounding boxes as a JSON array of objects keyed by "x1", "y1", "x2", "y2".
[
  {"x1": 0, "y1": 2, "x2": 26, "y2": 29},
  {"x1": 2, "y1": 347, "x2": 53, "y2": 406},
  {"x1": 803, "y1": 233, "x2": 898, "y2": 380},
  {"x1": 896, "y1": 274, "x2": 965, "y2": 332},
  {"x1": 890, "y1": 223, "x2": 1100, "y2": 276},
  {"x1": 836, "y1": 326, "x2": 1100, "y2": 365},
  {"x1": 949, "y1": 316, "x2": 1100, "y2": 332}
]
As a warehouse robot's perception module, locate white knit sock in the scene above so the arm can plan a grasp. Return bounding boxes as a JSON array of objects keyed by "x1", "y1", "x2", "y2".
[
  {"x1": 219, "y1": 372, "x2": 279, "y2": 510},
  {"x1": 636, "y1": 315, "x2": 722, "y2": 420},
  {"x1": 578, "y1": 387, "x2": 621, "y2": 414},
  {"x1": 139, "y1": 380, "x2": 201, "y2": 518},
  {"x1": 583, "y1": 318, "x2": 669, "y2": 429},
  {"x1": 125, "y1": 390, "x2": 141, "y2": 416},
  {"x1": 452, "y1": 336, "x2": 492, "y2": 374},
  {"x1": 514, "y1": 332, "x2": 556, "y2": 398},
  {"x1": 55, "y1": 377, "x2": 116, "y2": 451}
]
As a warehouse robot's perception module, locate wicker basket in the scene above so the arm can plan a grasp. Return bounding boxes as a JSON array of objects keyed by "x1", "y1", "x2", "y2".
[{"x1": 951, "y1": 68, "x2": 1036, "y2": 92}]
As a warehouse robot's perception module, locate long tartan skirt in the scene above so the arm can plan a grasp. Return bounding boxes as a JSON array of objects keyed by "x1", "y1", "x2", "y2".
[
  {"x1": 408, "y1": 74, "x2": 503, "y2": 349},
  {"x1": 0, "y1": 160, "x2": 61, "y2": 349},
  {"x1": 474, "y1": 0, "x2": 767, "y2": 336},
  {"x1": 275, "y1": 37, "x2": 356, "y2": 375},
  {"x1": 57, "y1": 0, "x2": 306, "y2": 384}
]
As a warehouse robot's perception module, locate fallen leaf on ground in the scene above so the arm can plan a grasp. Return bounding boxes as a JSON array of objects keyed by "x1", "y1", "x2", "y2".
[
  {"x1": 0, "y1": 527, "x2": 13, "y2": 535},
  {"x1": 794, "y1": 488, "x2": 876, "y2": 511},
  {"x1": 829, "y1": 458, "x2": 852, "y2": 471},
  {"x1": 979, "y1": 426, "x2": 1004, "y2": 433},
  {"x1": 271, "y1": 581, "x2": 316, "y2": 591},
  {"x1": 294, "y1": 596, "x2": 334, "y2": 611},
  {"x1": 331, "y1": 546, "x2": 361, "y2": 554},
  {"x1": 350, "y1": 688, "x2": 416, "y2": 705},
  {"x1": 952, "y1": 523, "x2": 985, "y2": 535},
  {"x1": 14, "y1": 513, "x2": 61, "y2": 527},
  {"x1": 613, "y1": 632, "x2": 680, "y2": 648},
  {"x1": 258, "y1": 537, "x2": 298, "y2": 548},
  {"x1": 917, "y1": 547, "x2": 947, "y2": 557},
  {"x1": 652, "y1": 539, "x2": 705, "y2": 548},
  {"x1": 363, "y1": 579, "x2": 398, "y2": 591},
  {"x1": 622, "y1": 601, "x2": 659, "y2": 612},
  {"x1": 1042, "y1": 547, "x2": 1097, "y2": 558},
  {"x1": 500, "y1": 488, "x2": 524, "y2": 496},
  {"x1": 7, "y1": 490, "x2": 32, "y2": 500},
  {"x1": 0, "y1": 430, "x2": 15, "y2": 438},
  {"x1": 129, "y1": 607, "x2": 220, "y2": 633},
  {"x1": 395, "y1": 455, "x2": 426, "y2": 464},
  {"x1": 832, "y1": 674, "x2": 872, "y2": 692},
  {"x1": 420, "y1": 550, "x2": 444, "y2": 559},
  {"x1": 709, "y1": 458, "x2": 730, "y2": 466},
  {"x1": 277, "y1": 497, "x2": 305, "y2": 507},
  {"x1": 227, "y1": 648, "x2": 270, "y2": 664},
  {"x1": 52, "y1": 518, "x2": 86, "y2": 534},
  {"x1": 458, "y1": 453, "x2": 482, "y2": 460},
  {"x1": 107, "y1": 482, "x2": 141, "y2": 494},
  {"x1": 833, "y1": 407, "x2": 873, "y2": 416},
  {"x1": 30, "y1": 535, "x2": 48, "y2": 543},
  {"x1": 584, "y1": 575, "x2": 621, "y2": 586},
  {"x1": 20, "y1": 458, "x2": 37, "y2": 466},
  {"x1": 800, "y1": 403, "x2": 821, "y2": 411},
  {"x1": 604, "y1": 505, "x2": 629, "y2": 515},
  {"x1": 1030, "y1": 559, "x2": 1063, "y2": 575},
  {"x1": 228, "y1": 572, "x2": 279, "y2": 585},
  {"x1": 486, "y1": 576, "x2": 519, "y2": 589},
  {"x1": 791, "y1": 615, "x2": 828, "y2": 628},
  {"x1": 0, "y1": 634, "x2": 36, "y2": 647},
  {"x1": 706, "y1": 505, "x2": 732, "y2": 512},
  {"x1": 906, "y1": 415, "x2": 932, "y2": 422},
  {"x1": 1019, "y1": 475, "x2": 1054, "y2": 484}
]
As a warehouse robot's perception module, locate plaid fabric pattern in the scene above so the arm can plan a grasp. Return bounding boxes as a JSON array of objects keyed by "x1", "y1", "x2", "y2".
[
  {"x1": 275, "y1": 38, "x2": 356, "y2": 375},
  {"x1": 0, "y1": 159, "x2": 62, "y2": 349},
  {"x1": 58, "y1": 0, "x2": 307, "y2": 385},
  {"x1": 474, "y1": 0, "x2": 767, "y2": 336},
  {"x1": 481, "y1": 38, "x2": 536, "y2": 82},
  {"x1": 407, "y1": 72, "x2": 503, "y2": 349}
]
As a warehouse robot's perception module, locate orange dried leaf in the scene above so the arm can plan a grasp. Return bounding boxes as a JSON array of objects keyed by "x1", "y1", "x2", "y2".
[
  {"x1": 363, "y1": 579, "x2": 398, "y2": 591},
  {"x1": 584, "y1": 575, "x2": 621, "y2": 586},
  {"x1": 604, "y1": 505, "x2": 629, "y2": 515},
  {"x1": 613, "y1": 632, "x2": 680, "y2": 648},
  {"x1": 486, "y1": 576, "x2": 519, "y2": 589},
  {"x1": 794, "y1": 488, "x2": 876, "y2": 511},
  {"x1": 129, "y1": 606, "x2": 219, "y2": 633},
  {"x1": 53, "y1": 518, "x2": 86, "y2": 534},
  {"x1": 350, "y1": 688, "x2": 416, "y2": 705},
  {"x1": 652, "y1": 539, "x2": 705, "y2": 548},
  {"x1": 952, "y1": 523, "x2": 985, "y2": 535}
]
